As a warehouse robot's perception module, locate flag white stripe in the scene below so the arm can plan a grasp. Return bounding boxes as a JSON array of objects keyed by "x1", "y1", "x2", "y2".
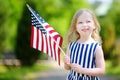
[
  {"x1": 55, "y1": 38, "x2": 60, "y2": 63},
  {"x1": 33, "y1": 27, "x2": 37, "y2": 49},
  {"x1": 51, "y1": 33, "x2": 59, "y2": 37},
  {"x1": 43, "y1": 34, "x2": 47, "y2": 53},
  {"x1": 51, "y1": 38, "x2": 55, "y2": 60},
  {"x1": 47, "y1": 34, "x2": 52, "y2": 57},
  {"x1": 43, "y1": 23, "x2": 60, "y2": 35},
  {"x1": 38, "y1": 30, "x2": 42, "y2": 51}
]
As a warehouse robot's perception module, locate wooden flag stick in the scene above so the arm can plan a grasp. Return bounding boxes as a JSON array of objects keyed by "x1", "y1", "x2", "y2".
[
  {"x1": 56, "y1": 42, "x2": 66, "y2": 56},
  {"x1": 46, "y1": 35, "x2": 66, "y2": 56}
]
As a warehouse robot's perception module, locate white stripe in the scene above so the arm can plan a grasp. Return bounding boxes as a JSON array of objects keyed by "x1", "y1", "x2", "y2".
[
  {"x1": 46, "y1": 27, "x2": 54, "y2": 31},
  {"x1": 55, "y1": 37, "x2": 60, "y2": 63},
  {"x1": 71, "y1": 42, "x2": 77, "y2": 63},
  {"x1": 76, "y1": 44, "x2": 82, "y2": 77},
  {"x1": 46, "y1": 34, "x2": 52, "y2": 57},
  {"x1": 43, "y1": 34, "x2": 47, "y2": 53},
  {"x1": 42, "y1": 22, "x2": 49, "y2": 27},
  {"x1": 46, "y1": 27, "x2": 59, "y2": 34},
  {"x1": 33, "y1": 27, "x2": 37, "y2": 48},
  {"x1": 89, "y1": 43, "x2": 95, "y2": 67},
  {"x1": 43, "y1": 23, "x2": 59, "y2": 36},
  {"x1": 76, "y1": 44, "x2": 81, "y2": 64},
  {"x1": 71, "y1": 42, "x2": 78, "y2": 78},
  {"x1": 51, "y1": 38, "x2": 55, "y2": 60},
  {"x1": 38, "y1": 30, "x2": 42, "y2": 51},
  {"x1": 81, "y1": 44, "x2": 86, "y2": 67},
  {"x1": 69, "y1": 42, "x2": 74, "y2": 59},
  {"x1": 50, "y1": 32, "x2": 59, "y2": 37},
  {"x1": 85, "y1": 44, "x2": 91, "y2": 68},
  {"x1": 73, "y1": 43, "x2": 79, "y2": 63}
]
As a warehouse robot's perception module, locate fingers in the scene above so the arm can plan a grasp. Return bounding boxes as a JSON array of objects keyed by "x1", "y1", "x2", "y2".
[
  {"x1": 71, "y1": 63, "x2": 81, "y2": 72},
  {"x1": 63, "y1": 55, "x2": 70, "y2": 65},
  {"x1": 71, "y1": 63, "x2": 78, "y2": 70}
]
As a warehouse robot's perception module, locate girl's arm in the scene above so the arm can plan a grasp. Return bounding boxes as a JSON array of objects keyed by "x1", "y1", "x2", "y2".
[
  {"x1": 71, "y1": 44, "x2": 105, "y2": 76},
  {"x1": 64, "y1": 55, "x2": 71, "y2": 70},
  {"x1": 63, "y1": 45, "x2": 71, "y2": 70}
]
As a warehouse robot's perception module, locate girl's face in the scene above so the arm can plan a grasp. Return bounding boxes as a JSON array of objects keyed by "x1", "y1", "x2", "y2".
[{"x1": 76, "y1": 12, "x2": 95, "y2": 38}]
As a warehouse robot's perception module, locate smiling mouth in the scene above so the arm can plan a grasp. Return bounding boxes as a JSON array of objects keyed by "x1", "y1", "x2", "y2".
[{"x1": 82, "y1": 28, "x2": 89, "y2": 32}]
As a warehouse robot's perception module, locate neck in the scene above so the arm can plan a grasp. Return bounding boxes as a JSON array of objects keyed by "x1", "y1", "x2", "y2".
[
  {"x1": 78, "y1": 36, "x2": 93, "y2": 44},
  {"x1": 81, "y1": 35, "x2": 91, "y2": 41}
]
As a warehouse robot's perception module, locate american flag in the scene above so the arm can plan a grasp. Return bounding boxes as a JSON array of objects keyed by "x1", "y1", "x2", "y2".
[{"x1": 27, "y1": 5, "x2": 63, "y2": 65}]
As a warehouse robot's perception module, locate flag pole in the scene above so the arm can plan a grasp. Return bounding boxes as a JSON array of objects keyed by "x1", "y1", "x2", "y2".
[
  {"x1": 26, "y1": 4, "x2": 66, "y2": 56},
  {"x1": 26, "y1": 4, "x2": 30, "y2": 8},
  {"x1": 58, "y1": 45, "x2": 66, "y2": 56},
  {"x1": 51, "y1": 37, "x2": 66, "y2": 56}
]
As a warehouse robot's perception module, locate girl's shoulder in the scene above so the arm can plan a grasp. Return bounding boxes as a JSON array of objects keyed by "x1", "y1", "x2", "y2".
[
  {"x1": 69, "y1": 41, "x2": 99, "y2": 45},
  {"x1": 69, "y1": 41, "x2": 79, "y2": 46}
]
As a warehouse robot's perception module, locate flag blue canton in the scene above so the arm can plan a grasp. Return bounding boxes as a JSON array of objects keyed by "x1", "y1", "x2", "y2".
[{"x1": 31, "y1": 11, "x2": 47, "y2": 34}]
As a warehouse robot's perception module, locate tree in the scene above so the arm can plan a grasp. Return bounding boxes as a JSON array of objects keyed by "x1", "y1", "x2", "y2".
[
  {"x1": 15, "y1": 3, "x2": 40, "y2": 66},
  {"x1": 0, "y1": 0, "x2": 90, "y2": 66},
  {"x1": 98, "y1": 0, "x2": 120, "y2": 65},
  {"x1": 0, "y1": 1, "x2": 7, "y2": 54}
]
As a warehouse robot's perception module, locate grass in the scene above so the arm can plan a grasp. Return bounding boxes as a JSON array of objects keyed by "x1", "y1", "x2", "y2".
[
  {"x1": 0, "y1": 64, "x2": 52, "y2": 80},
  {"x1": 1, "y1": 60, "x2": 120, "y2": 80},
  {"x1": 106, "y1": 60, "x2": 120, "y2": 79}
]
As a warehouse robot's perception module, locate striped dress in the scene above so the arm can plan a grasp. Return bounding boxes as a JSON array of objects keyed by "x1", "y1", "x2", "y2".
[{"x1": 67, "y1": 41, "x2": 100, "y2": 80}]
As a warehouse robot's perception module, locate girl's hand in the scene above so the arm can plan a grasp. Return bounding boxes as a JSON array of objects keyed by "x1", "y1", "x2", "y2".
[
  {"x1": 63, "y1": 55, "x2": 70, "y2": 65},
  {"x1": 71, "y1": 63, "x2": 82, "y2": 73}
]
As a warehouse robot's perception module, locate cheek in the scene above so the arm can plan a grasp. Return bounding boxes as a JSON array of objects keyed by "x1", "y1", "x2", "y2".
[
  {"x1": 90, "y1": 23, "x2": 96, "y2": 29},
  {"x1": 76, "y1": 26, "x2": 83, "y2": 34},
  {"x1": 76, "y1": 25, "x2": 81, "y2": 32}
]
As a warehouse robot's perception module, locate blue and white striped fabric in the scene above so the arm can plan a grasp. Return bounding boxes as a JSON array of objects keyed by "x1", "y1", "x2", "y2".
[{"x1": 67, "y1": 41, "x2": 100, "y2": 80}]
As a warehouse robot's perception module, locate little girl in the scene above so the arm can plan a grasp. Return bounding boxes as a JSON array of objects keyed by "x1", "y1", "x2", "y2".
[{"x1": 63, "y1": 9, "x2": 105, "y2": 80}]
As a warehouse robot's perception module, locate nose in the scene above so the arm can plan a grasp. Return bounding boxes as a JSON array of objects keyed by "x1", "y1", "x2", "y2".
[{"x1": 83, "y1": 23, "x2": 87, "y2": 27}]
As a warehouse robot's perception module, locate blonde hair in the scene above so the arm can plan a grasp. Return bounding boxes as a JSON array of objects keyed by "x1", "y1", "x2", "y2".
[{"x1": 66, "y1": 9, "x2": 102, "y2": 44}]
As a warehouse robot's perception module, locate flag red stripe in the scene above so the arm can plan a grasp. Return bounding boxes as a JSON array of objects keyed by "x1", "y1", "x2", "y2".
[
  {"x1": 30, "y1": 26, "x2": 34, "y2": 47},
  {"x1": 53, "y1": 35, "x2": 62, "y2": 41},
  {"x1": 58, "y1": 50, "x2": 60, "y2": 65},
  {"x1": 41, "y1": 31, "x2": 44, "y2": 52},
  {"x1": 45, "y1": 25, "x2": 56, "y2": 34},
  {"x1": 36, "y1": 28, "x2": 39, "y2": 49},
  {"x1": 49, "y1": 30, "x2": 56, "y2": 34},
  {"x1": 59, "y1": 37, "x2": 63, "y2": 47},
  {"x1": 45, "y1": 25, "x2": 50, "y2": 28},
  {"x1": 49, "y1": 36, "x2": 53, "y2": 57},
  {"x1": 53, "y1": 41, "x2": 56, "y2": 61},
  {"x1": 45, "y1": 35, "x2": 48, "y2": 54}
]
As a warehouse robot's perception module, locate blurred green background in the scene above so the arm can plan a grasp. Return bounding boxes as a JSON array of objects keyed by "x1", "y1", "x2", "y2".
[{"x1": 0, "y1": 0, "x2": 120, "y2": 79}]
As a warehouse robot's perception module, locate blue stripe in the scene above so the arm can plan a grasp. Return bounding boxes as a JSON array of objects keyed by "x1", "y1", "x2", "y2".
[
  {"x1": 91, "y1": 43, "x2": 98, "y2": 68},
  {"x1": 87, "y1": 43, "x2": 94, "y2": 68},
  {"x1": 78, "y1": 44, "x2": 84, "y2": 77},
  {"x1": 71, "y1": 42, "x2": 78, "y2": 63},
  {"x1": 75, "y1": 43, "x2": 80, "y2": 63},
  {"x1": 83, "y1": 44, "x2": 89, "y2": 67},
  {"x1": 93, "y1": 43, "x2": 98, "y2": 53},
  {"x1": 69, "y1": 42, "x2": 75, "y2": 63},
  {"x1": 67, "y1": 42, "x2": 100, "y2": 80},
  {"x1": 79, "y1": 44, "x2": 84, "y2": 65}
]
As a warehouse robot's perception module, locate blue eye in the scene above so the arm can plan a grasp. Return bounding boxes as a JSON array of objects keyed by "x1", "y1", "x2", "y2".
[
  {"x1": 78, "y1": 22, "x2": 83, "y2": 24},
  {"x1": 87, "y1": 21, "x2": 91, "y2": 23}
]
